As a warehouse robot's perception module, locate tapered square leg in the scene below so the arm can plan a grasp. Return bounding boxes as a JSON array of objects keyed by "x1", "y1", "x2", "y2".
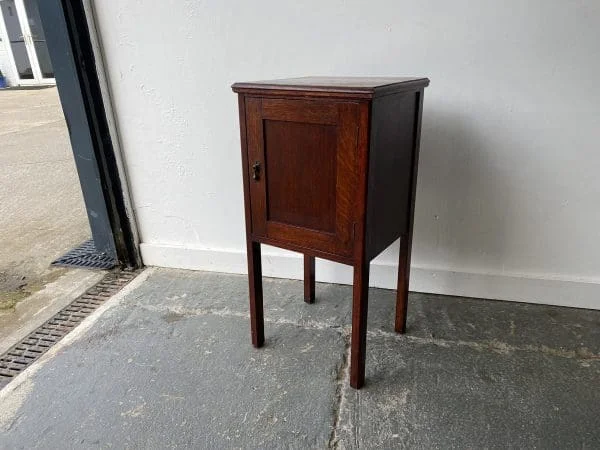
[
  {"x1": 395, "y1": 235, "x2": 411, "y2": 334},
  {"x1": 304, "y1": 255, "x2": 315, "y2": 303},
  {"x1": 246, "y1": 240, "x2": 264, "y2": 347},
  {"x1": 350, "y1": 262, "x2": 370, "y2": 389}
]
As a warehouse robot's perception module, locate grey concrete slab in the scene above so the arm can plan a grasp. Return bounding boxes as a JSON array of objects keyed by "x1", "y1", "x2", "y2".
[
  {"x1": 132, "y1": 268, "x2": 354, "y2": 331},
  {"x1": 0, "y1": 271, "x2": 345, "y2": 449},
  {"x1": 335, "y1": 332, "x2": 600, "y2": 449},
  {"x1": 129, "y1": 269, "x2": 600, "y2": 356},
  {"x1": 1, "y1": 268, "x2": 599, "y2": 449},
  {"x1": 368, "y1": 290, "x2": 600, "y2": 356}
]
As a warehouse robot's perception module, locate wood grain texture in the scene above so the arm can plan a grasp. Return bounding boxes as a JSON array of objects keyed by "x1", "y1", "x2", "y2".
[
  {"x1": 238, "y1": 95, "x2": 264, "y2": 346},
  {"x1": 351, "y1": 261, "x2": 369, "y2": 389},
  {"x1": 304, "y1": 255, "x2": 315, "y2": 304},
  {"x1": 262, "y1": 98, "x2": 338, "y2": 124},
  {"x1": 234, "y1": 78, "x2": 428, "y2": 389},
  {"x1": 366, "y1": 92, "x2": 417, "y2": 261},
  {"x1": 350, "y1": 101, "x2": 372, "y2": 389},
  {"x1": 232, "y1": 76, "x2": 430, "y2": 99},
  {"x1": 395, "y1": 235, "x2": 410, "y2": 333},
  {"x1": 237, "y1": 95, "x2": 252, "y2": 235},
  {"x1": 395, "y1": 90, "x2": 425, "y2": 334},
  {"x1": 248, "y1": 235, "x2": 355, "y2": 265},
  {"x1": 247, "y1": 241, "x2": 264, "y2": 347},
  {"x1": 264, "y1": 120, "x2": 337, "y2": 233},
  {"x1": 245, "y1": 98, "x2": 360, "y2": 257},
  {"x1": 245, "y1": 97, "x2": 267, "y2": 237}
]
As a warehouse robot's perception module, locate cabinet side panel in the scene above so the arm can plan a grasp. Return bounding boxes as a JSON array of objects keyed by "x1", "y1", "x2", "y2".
[{"x1": 366, "y1": 92, "x2": 418, "y2": 260}]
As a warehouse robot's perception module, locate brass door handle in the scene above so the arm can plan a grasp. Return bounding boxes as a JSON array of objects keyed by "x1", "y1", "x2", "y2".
[{"x1": 252, "y1": 161, "x2": 261, "y2": 181}]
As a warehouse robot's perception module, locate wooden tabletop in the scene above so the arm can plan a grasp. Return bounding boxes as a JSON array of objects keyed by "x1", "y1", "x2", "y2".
[{"x1": 232, "y1": 76, "x2": 430, "y2": 99}]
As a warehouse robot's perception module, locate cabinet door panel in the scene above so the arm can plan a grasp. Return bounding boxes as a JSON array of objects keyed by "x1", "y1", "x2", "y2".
[
  {"x1": 245, "y1": 98, "x2": 359, "y2": 257},
  {"x1": 264, "y1": 120, "x2": 337, "y2": 233}
]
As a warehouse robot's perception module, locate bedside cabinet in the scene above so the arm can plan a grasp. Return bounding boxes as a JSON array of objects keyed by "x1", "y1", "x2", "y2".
[{"x1": 232, "y1": 76, "x2": 429, "y2": 389}]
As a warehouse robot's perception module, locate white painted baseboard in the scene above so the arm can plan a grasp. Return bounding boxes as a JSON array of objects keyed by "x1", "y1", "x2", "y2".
[{"x1": 140, "y1": 243, "x2": 600, "y2": 310}]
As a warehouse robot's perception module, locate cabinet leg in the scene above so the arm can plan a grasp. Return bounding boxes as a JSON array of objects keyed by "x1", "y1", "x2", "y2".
[
  {"x1": 395, "y1": 235, "x2": 411, "y2": 334},
  {"x1": 304, "y1": 255, "x2": 315, "y2": 304},
  {"x1": 350, "y1": 262, "x2": 369, "y2": 389},
  {"x1": 247, "y1": 241, "x2": 264, "y2": 347}
]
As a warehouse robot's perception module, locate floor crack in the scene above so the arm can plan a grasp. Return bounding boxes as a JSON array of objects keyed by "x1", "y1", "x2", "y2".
[
  {"x1": 328, "y1": 330, "x2": 350, "y2": 449},
  {"x1": 134, "y1": 303, "x2": 600, "y2": 362},
  {"x1": 369, "y1": 329, "x2": 600, "y2": 362}
]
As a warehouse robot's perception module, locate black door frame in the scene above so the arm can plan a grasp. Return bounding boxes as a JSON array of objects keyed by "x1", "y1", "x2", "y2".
[{"x1": 37, "y1": 0, "x2": 140, "y2": 269}]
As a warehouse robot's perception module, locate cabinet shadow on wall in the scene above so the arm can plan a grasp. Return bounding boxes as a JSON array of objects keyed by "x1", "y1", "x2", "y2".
[
  {"x1": 262, "y1": 104, "x2": 520, "y2": 297},
  {"x1": 409, "y1": 104, "x2": 517, "y2": 277}
]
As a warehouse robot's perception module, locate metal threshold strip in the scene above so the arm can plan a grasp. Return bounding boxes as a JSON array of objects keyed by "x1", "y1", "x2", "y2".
[{"x1": 0, "y1": 270, "x2": 138, "y2": 389}]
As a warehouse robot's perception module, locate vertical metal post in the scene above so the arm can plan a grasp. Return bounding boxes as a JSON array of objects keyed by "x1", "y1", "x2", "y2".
[{"x1": 36, "y1": 0, "x2": 140, "y2": 267}]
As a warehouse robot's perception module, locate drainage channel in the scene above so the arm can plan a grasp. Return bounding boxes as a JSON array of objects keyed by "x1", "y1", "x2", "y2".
[
  {"x1": 0, "y1": 270, "x2": 139, "y2": 389},
  {"x1": 52, "y1": 239, "x2": 117, "y2": 270}
]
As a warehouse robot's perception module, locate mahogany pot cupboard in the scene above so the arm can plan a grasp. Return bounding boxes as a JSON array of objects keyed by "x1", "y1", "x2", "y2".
[{"x1": 232, "y1": 77, "x2": 429, "y2": 388}]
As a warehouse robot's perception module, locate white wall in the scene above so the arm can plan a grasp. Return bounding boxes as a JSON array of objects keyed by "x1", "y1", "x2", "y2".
[{"x1": 92, "y1": 0, "x2": 600, "y2": 309}]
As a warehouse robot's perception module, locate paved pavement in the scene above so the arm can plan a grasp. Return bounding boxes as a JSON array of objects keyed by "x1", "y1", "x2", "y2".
[
  {"x1": 1, "y1": 268, "x2": 599, "y2": 448},
  {"x1": 0, "y1": 87, "x2": 101, "y2": 353}
]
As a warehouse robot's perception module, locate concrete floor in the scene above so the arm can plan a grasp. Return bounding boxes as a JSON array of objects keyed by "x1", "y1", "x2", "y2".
[
  {"x1": 0, "y1": 87, "x2": 101, "y2": 355},
  {"x1": 1, "y1": 268, "x2": 599, "y2": 448}
]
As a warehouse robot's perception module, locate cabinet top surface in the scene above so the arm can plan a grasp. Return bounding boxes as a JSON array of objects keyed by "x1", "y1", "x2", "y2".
[{"x1": 232, "y1": 76, "x2": 429, "y2": 98}]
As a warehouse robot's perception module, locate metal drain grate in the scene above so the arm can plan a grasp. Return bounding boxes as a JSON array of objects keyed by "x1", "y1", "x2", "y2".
[
  {"x1": 0, "y1": 270, "x2": 138, "y2": 389},
  {"x1": 52, "y1": 239, "x2": 116, "y2": 269}
]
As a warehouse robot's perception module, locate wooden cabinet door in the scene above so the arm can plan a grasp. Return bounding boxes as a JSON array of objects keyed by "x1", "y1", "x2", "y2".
[{"x1": 245, "y1": 97, "x2": 360, "y2": 258}]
